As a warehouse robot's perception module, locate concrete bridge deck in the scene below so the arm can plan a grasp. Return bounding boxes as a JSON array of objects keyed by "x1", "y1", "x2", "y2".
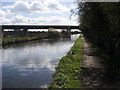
[{"x1": 1, "y1": 25, "x2": 79, "y2": 30}]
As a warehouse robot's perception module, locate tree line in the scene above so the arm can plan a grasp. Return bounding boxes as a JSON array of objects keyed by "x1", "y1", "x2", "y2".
[{"x1": 77, "y1": 2, "x2": 120, "y2": 74}]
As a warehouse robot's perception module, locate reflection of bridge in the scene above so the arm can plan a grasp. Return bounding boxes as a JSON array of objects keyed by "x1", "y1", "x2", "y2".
[{"x1": 1, "y1": 25, "x2": 79, "y2": 32}]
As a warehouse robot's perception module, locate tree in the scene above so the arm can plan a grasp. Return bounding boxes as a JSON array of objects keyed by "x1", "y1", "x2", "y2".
[{"x1": 77, "y1": 2, "x2": 120, "y2": 74}]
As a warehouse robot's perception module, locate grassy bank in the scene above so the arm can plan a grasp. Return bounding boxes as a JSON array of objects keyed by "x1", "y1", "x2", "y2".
[
  {"x1": 2, "y1": 37, "x2": 42, "y2": 46},
  {"x1": 2, "y1": 30, "x2": 62, "y2": 46},
  {"x1": 49, "y1": 36, "x2": 83, "y2": 88}
]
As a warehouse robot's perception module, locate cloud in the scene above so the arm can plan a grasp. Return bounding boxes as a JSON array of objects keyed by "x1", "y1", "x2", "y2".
[
  {"x1": 1, "y1": 0, "x2": 75, "y2": 2},
  {"x1": 1, "y1": 0, "x2": 78, "y2": 25},
  {"x1": 0, "y1": 10, "x2": 6, "y2": 18},
  {"x1": 13, "y1": 1, "x2": 30, "y2": 13},
  {"x1": 3, "y1": 1, "x2": 30, "y2": 14},
  {"x1": 9, "y1": 15, "x2": 44, "y2": 25},
  {"x1": 71, "y1": 15, "x2": 78, "y2": 21},
  {"x1": 2, "y1": 0, "x2": 69, "y2": 14},
  {"x1": 45, "y1": 0, "x2": 69, "y2": 12},
  {"x1": 30, "y1": 1, "x2": 47, "y2": 11},
  {"x1": 1, "y1": 14, "x2": 78, "y2": 25},
  {"x1": 0, "y1": 10, "x2": 6, "y2": 24},
  {"x1": 70, "y1": 4, "x2": 77, "y2": 9},
  {"x1": 0, "y1": 18, "x2": 10, "y2": 24}
]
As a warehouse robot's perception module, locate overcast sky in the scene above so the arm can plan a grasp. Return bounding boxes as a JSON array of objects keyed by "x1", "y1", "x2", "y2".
[{"x1": 0, "y1": 0, "x2": 78, "y2": 25}]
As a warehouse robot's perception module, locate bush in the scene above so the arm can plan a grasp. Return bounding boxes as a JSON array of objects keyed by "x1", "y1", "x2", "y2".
[
  {"x1": 48, "y1": 31, "x2": 61, "y2": 39},
  {"x1": 47, "y1": 28, "x2": 61, "y2": 39}
]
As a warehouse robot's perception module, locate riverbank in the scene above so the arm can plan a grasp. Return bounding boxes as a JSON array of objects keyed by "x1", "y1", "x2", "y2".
[
  {"x1": 2, "y1": 37, "x2": 45, "y2": 46},
  {"x1": 49, "y1": 36, "x2": 83, "y2": 88},
  {"x1": 2, "y1": 31, "x2": 69, "y2": 47}
]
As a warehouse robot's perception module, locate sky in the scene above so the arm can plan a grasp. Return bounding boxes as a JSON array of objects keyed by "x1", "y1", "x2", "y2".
[{"x1": 0, "y1": 0, "x2": 79, "y2": 25}]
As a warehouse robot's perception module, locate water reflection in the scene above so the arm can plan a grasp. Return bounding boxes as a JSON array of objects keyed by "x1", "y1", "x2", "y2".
[{"x1": 2, "y1": 34, "x2": 80, "y2": 88}]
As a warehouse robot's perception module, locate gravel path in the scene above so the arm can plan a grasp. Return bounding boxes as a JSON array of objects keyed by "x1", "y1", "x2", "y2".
[{"x1": 80, "y1": 37, "x2": 120, "y2": 88}]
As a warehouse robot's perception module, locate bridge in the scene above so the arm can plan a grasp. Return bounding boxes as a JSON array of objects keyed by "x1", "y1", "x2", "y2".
[
  {"x1": 1, "y1": 25, "x2": 80, "y2": 37},
  {"x1": 1, "y1": 25, "x2": 79, "y2": 32}
]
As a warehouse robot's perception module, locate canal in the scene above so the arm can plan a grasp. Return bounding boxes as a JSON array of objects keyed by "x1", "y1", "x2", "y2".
[{"x1": 2, "y1": 34, "x2": 80, "y2": 88}]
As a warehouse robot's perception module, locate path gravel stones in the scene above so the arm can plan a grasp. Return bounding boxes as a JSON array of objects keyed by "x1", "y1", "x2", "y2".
[{"x1": 80, "y1": 37, "x2": 120, "y2": 88}]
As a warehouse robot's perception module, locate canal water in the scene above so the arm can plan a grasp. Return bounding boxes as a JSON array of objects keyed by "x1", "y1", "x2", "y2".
[{"x1": 2, "y1": 34, "x2": 80, "y2": 88}]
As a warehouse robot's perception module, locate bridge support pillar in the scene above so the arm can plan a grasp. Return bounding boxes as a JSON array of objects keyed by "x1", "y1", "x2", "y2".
[
  {"x1": 67, "y1": 26, "x2": 71, "y2": 32},
  {"x1": 13, "y1": 28, "x2": 28, "y2": 37},
  {"x1": 23, "y1": 28, "x2": 28, "y2": 37},
  {"x1": 1, "y1": 27, "x2": 4, "y2": 38}
]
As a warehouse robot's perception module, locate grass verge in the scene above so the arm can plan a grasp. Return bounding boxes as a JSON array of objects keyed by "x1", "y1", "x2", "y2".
[
  {"x1": 49, "y1": 36, "x2": 83, "y2": 88},
  {"x1": 2, "y1": 37, "x2": 43, "y2": 46}
]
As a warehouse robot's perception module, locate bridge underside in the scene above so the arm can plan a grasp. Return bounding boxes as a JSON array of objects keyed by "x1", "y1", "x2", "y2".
[{"x1": 1, "y1": 25, "x2": 79, "y2": 30}]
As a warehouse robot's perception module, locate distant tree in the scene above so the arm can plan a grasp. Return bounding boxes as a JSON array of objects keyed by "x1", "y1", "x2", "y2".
[{"x1": 48, "y1": 28, "x2": 61, "y2": 39}]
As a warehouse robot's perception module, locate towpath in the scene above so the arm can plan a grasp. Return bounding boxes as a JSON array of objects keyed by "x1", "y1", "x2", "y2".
[{"x1": 80, "y1": 37, "x2": 120, "y2": 88}]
